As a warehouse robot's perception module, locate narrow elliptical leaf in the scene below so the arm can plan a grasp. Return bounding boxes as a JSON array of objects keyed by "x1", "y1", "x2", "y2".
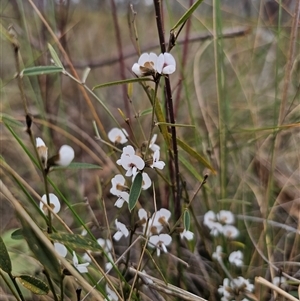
[
  {"x1": 0, "y1": 236, "x2": 12, "y2": 273},
  {"x1": 128, "y1": 173, "x2": 143, "y2": 212},
  {"x1": 17, "y1": 275, "x2": 49, "y2": 295}
]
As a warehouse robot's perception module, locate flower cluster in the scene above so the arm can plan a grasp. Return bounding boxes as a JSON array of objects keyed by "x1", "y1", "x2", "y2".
[
  {"x1": 109, "y1": 135, "x2": 165, "y2": 209},
  {"x1": 132, "y1": 52, "x2": 176, "y2": 77},
  {"x1": 218, "y1": 277, "x2": 254, "y2": 301},
  {"x1": 138, "y1": 208, "x2": 172, "y2": 256},
  {"x1": 204, "y1": 210, "x2": 239, "y2": 239}
]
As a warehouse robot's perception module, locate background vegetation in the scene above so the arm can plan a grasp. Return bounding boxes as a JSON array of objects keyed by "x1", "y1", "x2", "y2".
[{"x1": 1, "y1": 0, "x2": 300, "y2": 300}]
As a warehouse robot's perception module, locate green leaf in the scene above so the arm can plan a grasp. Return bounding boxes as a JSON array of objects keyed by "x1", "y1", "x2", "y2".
[
  {"x1": 18, "y1": 216, "x2": 61, "y2": 282},
  {"x1": 171, "y1": 0, "x2": 204, "y2": 31},
  {"x1": 47, "y1": 43, "x2": 64, "y2": 68},
  {"x1": 53, "y1": 162, "x2": 102, "y2": 170},
  {"x1": 139, "y1": 108, "x2": 153, "y2": 116},
  {"x1": 176, "y1": 137, "x2": 216, "y2": 174},
  {"x1": 184, "y1": 210, "x2": 190, "y2": 231},
  {"x1": 20, "y1": 66, "x2": 63, "y2": 77},
  {"x1": 179, "y1": 155, "x2": 203, "y2": 182},
  {"x1": 128, "y1": 173, "x2": 142, "y2": 212},
  {"x1": 17, "y1": 275, "x2": 49, "y2": 295},
  {"x1": 49, "y1": 233, "x2": 102, "y2": 252},
  {"x1": 11, "y1": 228, "x2": 23, "y2": 240},
  {"x1": 1, "y1": 114, "x2": 23, "y2": 127},
  {"x1": 93, "y1": 77, "x2": 153, "y2": 90},
  {"x1": 0, "y1": 236, "x2": 12, "y2": 273}
]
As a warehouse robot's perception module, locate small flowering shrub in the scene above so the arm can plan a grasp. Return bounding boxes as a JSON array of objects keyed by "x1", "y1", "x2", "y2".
[{"x1": 1, "y1": 1, "x2": 300, "y2": 301}]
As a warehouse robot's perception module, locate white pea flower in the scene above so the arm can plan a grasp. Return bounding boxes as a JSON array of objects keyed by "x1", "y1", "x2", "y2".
[
  {"x1": 232, "y1": 277, "x2": 254, "y2": 293},
  {"x1": 150, "y1": 150, "x2": 165, "y2": 170},
  {"x1": 229, "y1": 250, "x2": 243, "y2": 267},
  {"x1": 141, "y1": 172, "x2": 151, "y2": 190},
  {"x1": 148, "y1": 233, "x2": 172, "y2": 257},
  {"x1": 54, "y1": 242, "x2": 67, "y2": 257},
  {"x1": 113, "y1": 219, "x2": 129, "y2": 241},
  {"x1": 222, "y1": 224, "x2": 239, "y2": 239},
  {"x1": 180, "y1": 229, "x2": 194, "y2": 241},
  {"x1": 156, "y1": 52, "x2": 176, "y2": 75},
  {"x1": 152, "y1": 208, "x2": 171, "y2": 229},
  {"x1": 212, "y1": 245, "x2": 223, "y2": 262},
  {"x1": 110, "y1": 174, "x2": 129, "y2": 208},
  {"x1": 272, "y1": 276, "x2": 287, "y2": 288},
  {"x1": 116, "y1": 145, "x2": 145, "y2": 177},
  {"x1": 97, "y1": 238, "x2": 112, "y2": 253},
  {"x1": 72, "y1": 251, "x2": 89, "y2": 273},
  {"x1": 36, "y1": 137, "x2": 48, "y2": 167},
  {"x1": 149, "y1": 134, "x2": 160, "y2": 152},
  {"x1": 132, "y1": 52, "x2": 158, "y2": 76},
  {"x1": 55, "y1": 145, "x2": 75, "y2": 166},
  {"x1": 105, "y1": 284, "x2": 119, "y2": 301},
  {"x1": 40, "y1": 193, "x2": 61, "y2": 215},
  {"x1": 218, "y1": 278, "x2": 232, "y2": 300},
  {"x1": 217, "y1": 210, "x2": 235, "y2": 224},
  {"x1": 108, "y1": 128, "x2": 128, "y2": 144},
  {"x1": 204, "y1": 211, "x2": 223, "y2": 236}
]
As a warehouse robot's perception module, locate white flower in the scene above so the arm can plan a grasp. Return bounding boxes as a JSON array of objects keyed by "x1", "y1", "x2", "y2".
[
  {"x1": 180, "y1": 229, "x2": 194, "y2": 241},
  {"x1": 152, "y1": 208, "x2": 171, "y2": 229},
  {"x1": 36, "y1": 137, "x2": 48, "y2": 167},
  {"x1": 54, "y1": 242, "x2": 67, "y2": 257},
  {"x1": 217, "y1": 210, "x2": 235, "y2": 224},
  {"x1": 116, "y1": 145, "x2": 145, "y2": 177},
  {"x1": 204, "y1": 211, "x2": 223, "y2": 236},
  {"x1": 56, "y1": 145, "x2": 75, "y2": 166},
  {"x1": 110, "y1": 174, "x2": 129, "y2": 208},
  {"x1": 272, "y1": 276, "x2": 287, "y2": 288},
  {"x1": 72, "y1": 251, "x2": 89, "y2": 273},
  {"x1": 108, "y1": 128, "x2": 128, "y2": 144},
  {"x1": 229, "y1": 250, "x2": 243, "y2": 267},
  {"x1": 105, "y1": 284, "x2": 119, "y2": 301},
  {"x1": 218, "y1": 278, "x2": 232, "y2": 300},
  {"x1": 204, "y1": 210, "x2": 217, "y2": 226},
  {"x1": 141, "y1": 172, "x2": 151, "y2": 190},
  {"x1": 222, "y1": 224, "x2": 239, "y2": 239},
  {"x1": 232, "y1": 277, "x2": 254, "y2": 293},
  {"x1": 156, "y1": 52, "x2": 176, "y2": 75},
  {"x1": 82, "y1": 252, "x2": 92, "y2": 263},
  {"x1": 212, "y1": 245, "x2": 223, "y2": 262},
  {"x1": 149, "y1": 134, "x2": 160, "y2": 152},
  {"x1": 148, "y1": 234, "x2": 172, "y2": 257},
  {"x1": 150, "y1": 150, "x2": 165, "y2": 170},
  {"x1": 132, "y1": 52, "x2": 158, "y2": 76},
  {"x1": 97, "y1": 238, "x2": 112, "y2": 253},
  {"x1": 113, "y1": 219, "x2": 129, "y2": 241},
  {"x1": 40, "y1": 193, "x2": 61, "y2": 215}
]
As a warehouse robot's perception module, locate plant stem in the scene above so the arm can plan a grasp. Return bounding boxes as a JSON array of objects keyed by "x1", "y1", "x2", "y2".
[
  {"x1": 153, "y1": 0, "x2": 181, "y2": 220},
  {"x1": 8, "y1": 272, "x2": 25, "y2": 301},
  {"x1": 110, "y1": 0, "x2": 130, "y2": 118}
]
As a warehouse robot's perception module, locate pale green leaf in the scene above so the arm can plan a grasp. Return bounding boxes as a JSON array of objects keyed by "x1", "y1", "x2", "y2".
[
  {"x1": 21, "y1": 66, "x2": 63, "y2": 77},
  {"x1": 184, "y1": 210, "x2": 190, "y2": 231},
  {"x1": 48, "y1": 43, "x2": 64, "y2": 68},
  {"x1": 176, "y1": 137, "x2": 216, "y2": 174},
  {"x1": 93, "y1": 77, "x2": 153, "y2": 90},
  {"x1": 171, "y1": 0, "x2": 204, "y2": 31}
]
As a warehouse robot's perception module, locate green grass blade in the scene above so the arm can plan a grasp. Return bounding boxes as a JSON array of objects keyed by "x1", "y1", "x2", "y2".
[{"x1": 20, "y1": 66, "x2": 63, "y2": 77}]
